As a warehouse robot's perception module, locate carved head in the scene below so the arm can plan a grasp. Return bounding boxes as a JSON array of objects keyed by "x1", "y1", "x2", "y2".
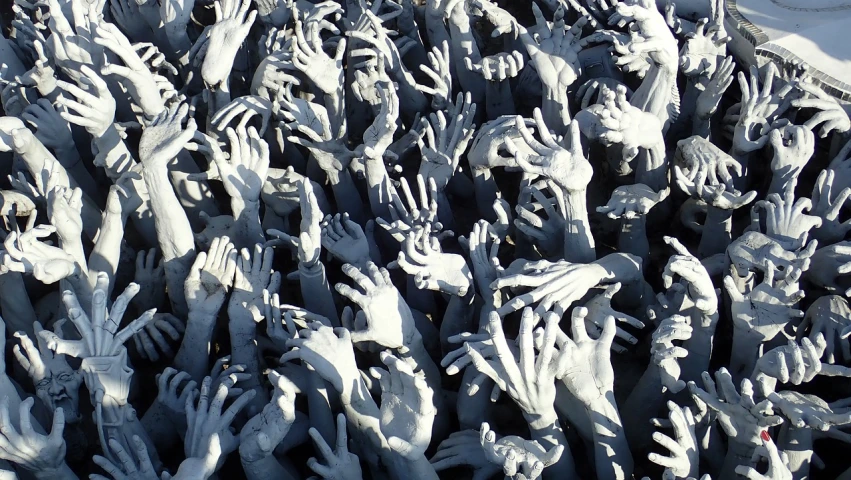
[{"x1": 15, "y1": 321, "x2": 83, "y2": 423}]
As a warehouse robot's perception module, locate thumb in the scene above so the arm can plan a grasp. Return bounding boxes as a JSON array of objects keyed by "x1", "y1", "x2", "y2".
[{"x1": 387, "y1": 436, "x2": 415, "y2": 456}]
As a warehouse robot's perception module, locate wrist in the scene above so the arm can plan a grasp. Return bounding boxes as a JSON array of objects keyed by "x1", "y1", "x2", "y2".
[{"x1": 524, "y1": 408, "x2": 560, "y2": 431}]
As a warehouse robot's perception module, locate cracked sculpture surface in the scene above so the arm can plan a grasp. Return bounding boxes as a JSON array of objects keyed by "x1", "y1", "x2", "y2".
[{"x1": 2, "y1": 0, "x2": 851, "y2": 478}]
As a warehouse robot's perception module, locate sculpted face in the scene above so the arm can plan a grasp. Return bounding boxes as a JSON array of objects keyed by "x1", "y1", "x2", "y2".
[{"x1": 35, "y1": 359, "x2": 83, "y2": 424}]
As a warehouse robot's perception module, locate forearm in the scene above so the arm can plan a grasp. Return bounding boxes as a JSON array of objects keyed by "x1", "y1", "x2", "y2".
[
  {"x1": 586, "y1": 391, "x2": 633, "y2": 480},
  {"x1": 447, "y1": 19, "x2": 485, "y2": 103},
  {"x1": 143, "y1": 165, "x2": 195, "y2": 315},
  {"x1": 307, "y1": 372, "x2": 336, "y2": 448},
  {"x1": 682, "y1": 320, "x2": 715, "y2": 384},
  {"x1": 340, "y1": 377, "x2": 388, "y2": 459},
  {"x1": 636, "y1": 142, "x2": 667, "y2": 193},
  {"x1": 525, "y1": 410, "x2": 577, "y2": 479},
  {"x1": 630, "y1": 64, "x2": 677, "y2": 128},
  {"x1": 618, "y1": 216, "x2": 648, "y2": 267},
  {"x1": 698, "y1": 205, "x2": 732, "y2": 258},
  {"x1": 562, "y1": 189, "x2": 595, "y2": 263},
  {"x1": 87, "y1": 209, "x2": 127, "y2": 292},
  {"x1": 0, "y1": 273, "x2": 37, "y2": 337},
  {"x1": 768, "y1": 162, "x2": 799, "y2": 195},
  {"x1": 721, "y1": 439, "x2": 757, "y2": 480},
  {"x1": 93, "y1": 125, "x2": 138, "y2": 179},
  {"x1": 363, "y1": 155, "x2": 395, "y2": 220},
  {"x1": 424, "y1": 14, "x2": 451, "y2": 63},
  {"x1": 778, "y1": 424, "x2": 813, "y2": 480},
  {"x1": 231, "y1": 198, "x2": 265, "y2": 249},
  {"x1": 140, "y1": 400, "x2": 179, "y2": 450},
  {"x1": 622, "y1": 364, "x2": 665, "y2": 452},
  {"x1": 174, "y1": 313, "x2": 216, "y2": 381},
  {"x1": 674, "y1": 78, "x2": 702, "y2": 139},
  {"x1": 298, "y1": 261, "x2": 340, "y2": 327},
  {"x1": 439, "y1": 291, "x2": 474, "y2": 354},
  {"x1": 541, "y1": 83, "x2": 571, "y2": 137},
  {"x1": 484, "y1": 80, "x2": 515, "y2": 118},
  {"x1": 328, "y1": 168, "x2": 367, "y2": 225},
  {"x1": 241, "y1": 455, "x2": 297, "y2": 480},
  {"x1": 55, "y1": 145, "x2": 99, "y2": 201},
  {"x1": 323, "y1": 92, "x2": 345, "y2": 140},
  {"x1": 31, "y1": 463, "x2": 79, "y2": 480},
  {"x1": 730, "y1": 330, "x2": 762, "y2": 381},
  {"x1": 388, "y1": 452, "x2": 440, "y2": 480}
]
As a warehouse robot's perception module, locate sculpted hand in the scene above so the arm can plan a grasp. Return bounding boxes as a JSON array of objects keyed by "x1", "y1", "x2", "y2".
[
  {"x1": 465, "y1": 220, "x2": 503, "y2": 298},
  {"x1": 466, "y1": 51, "x2": 524, "y2": 82},
  {"x1": 769, "y1": 125, "x2": 814, "y2": 178},
  {"x1": 21, "y1": 99, "x2": 73, "y2": 152},
  {"x1": 797, "y1": 295, "x2": 851, "y2": 364},
  {"x1": 792, "y1": 78, "x2": 851, "y2": 138},
  {"x1": 734, "y1": 435, "x2": 792, "y2": 480},
  {"x1": 597, "y1": 184, "x2": 668, "y2": 219},
  {"x1": 577, "y1": 85, "x2": 664, "y2": 164},
  {"x1": 132, "y1": 313, "x2": 184, "y2": 362},
  {"x1": 390, "y1": 228, "x2": 472, "y2": 296},
  {"x1": 185, "y1": 375, "x2": 256, "y2": 473},
  {"x1": 662, "y1": 236, "x2": 717, "y2": 315},
  {"x1": 675, "y1": 165, "x2": 757, "y2": 210},
  {"x1": 239, "y1": 371, "x2": 297, "y2": 462},
  {"x1": 281, "y1": 322, "x2": 361, "y2": 395},
  {"x1": 514, "y1": 180, "x2": 565, "y2": 258},
  {"x1": 805, "y1": 242, "x2": 851, "y2": 296},
  {"x1": 725, "y1": 263, "x2": 805, "y2": 343},
  {"x1": 648, "y1": 402, "x2": 698, "y2": 479},
  {"x1": 688, "y1": 369, "x2": 783, "y2": 448},
  {"x1": 212, "y1": 95, "x2": 275, "y2": 135},
  {"x1": 91, "y1": 436, "x2": 163, "y2": 480},
  {"x1": 132, "y1": 249, "x2": 166, "y2": 311},
  {"x1": 377, "y1": 175, "x2": 447, "y2": 244},
  {"x1": 201, "y1": 126, "x2": 270, "y2": 203},
  {"x1": 651, "y1": 315, "x2": 692, "y2": 393},
  {"x1": 753, "y1": 185, "x2": 821, "y2": 250},
  {"x1": 479, "y1": 423, "x2": 563, "y2": 480},
  {"x1": 198, "y1": 0, "x2": 257, "y2": 88},
  {"x1": 553, "y1": 307, "x2": 615, "y2": 405},
  {"x1": 321, "y1": 213, "x2": 370, "y2": 268},
  {"x1": 362, "y1": 82, "x2": 399, "y2": 158},
  {"x1": 156, "y1": 368, "x2": 197, "y2": 428},
  {"x1": 810, "y1": 169, "x2": 851, "y2": 245},
  {"x1": 0, "y1": 396, "x2": 66, "y2": 473},
  {"x1": 676, "y1": 135, "x2": 743, "y2": 192},
  {"x1": 608, "y1": 0, "x2": 678, "y2": 69},
  {"x1": 46, "y1": 184, "x2": 84, "y2": 244},
  {"x1": 430, "y1": 429, "x2": 501, "y2": 480},
  {"x1": 139, "y1": 102, "x2": 196, "y2": 170},
  {"x1": 371, "y1": 351, "x2": 435, "y2": 459},
  {"x1": 753, "y1": 336, "x2": 826, "y2": 391},
  {"x1": 307, "y1": 413, "x2": 362, "y2": 480},
  {"x1": 184, "y1": 236, "x2": 237, "y2": 319},
  {"x1": 55, "y1": 64, "x2": 115, "y2": 137},
  {"x1": 585, "y1": 283, "x2": 645, "y2": 352},
  {"x1": 2, "y1": 226, "x2": 77, "y2": 284},
  {"x1": 228, "y1": 244, "x2": 279, "y2": 320},
  {"x1": 290, "y1": 13, "x2": 346, "y2": 95},
  {"x1": 768, "y1": 391, "x2": 851, "y2": 431},
  {"x1": 415, "y1": 42, "x2": 451, "y2": 110},
  {"x1": 336, "y1": 263, "x2": 417, "y2": 350},
  {"x1": 520, "y1": 4, "x2": 586, "y2": 88},
  {"x1": 695, "y1": 56, "x2": 736, "y2": 120},
  {"x1": 263, "y1": 290, "x2": 300, "y2": 353},
  {"x1": 506, "y1": 110, "x2": 591, "y2": 193},
  {"x1": 418, "y1": 93, "x2": 476, "y2": 191}
]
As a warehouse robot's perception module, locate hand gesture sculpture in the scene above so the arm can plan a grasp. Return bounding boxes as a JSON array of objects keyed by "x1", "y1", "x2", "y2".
[
  {"x1": 651, "y1": 315, "x2": 692, "y2": 393},
  {"x1": 21, "y1": 100, "x2": 73, "y2": 153},
  {"x1": 430, "y1": 429, "x2": 501, "y2": 480},
  {"x1": 371, "y1": 351, "x2": 436, "y2": 458},
  {"x1": 767, "y1": 391, "x2": 851, "y2": 431},
  {"x1": 810, "y1": 169, "x2": 851, "y2": 245},
  {"x1": 676, "y1": 135, "x2": 743, "y2": 191},
  {"x1": 2, "y1": 225, "x2": 77, "y2": 284},
  {"x1": 805, "y1": 242, "x2": 851, "y2": 296},
  {"x1": 688, "y1": 369, "x2": 783, "y2": 448},
  {"x1": 336, "y1": 262, "x2": 417, "y2": 350},
  {"x1": 282, "y1": 322, "x2": 360, "y2": 394},
  {"x1": 768, "y1": 125, "x2": 814, "y2": 185},
  {"x1": 577, "y1": 85, "x2": 664, "y2": 165},
  {"x1": 321, "y1": 213, "x2": 370, "y2": 268},
  {"x1": 55, "y1": 64, "x2": 116, "y2": 138},
  {"x1": 597, "y1": 184, "x2": 668, "y2": 220},
  {"x1": 185, "y1": 236, "x2": 237, "y2": 319},
  {"x1": 515, "y1": 181, "x2": 566, "y2": 259},
  {"x1": 417, "y1": 94, "x2": 476, "y2": 191},
  {"x1": 267, "y1": 180, "x2": 322, "y2": 267},
  {"x1": 695, "y1": 56, "x2": 736, "y2": 122},
  {"x1": 307, "y1": 413, "x2": 363, "y2": 480},
  {"x1": 553, "y1": 307, "x2": 616, "y2": 406},
  {"x1": 734, "y1": 435, "x2": 793, "y2": 480},
  {"x1": 725, "y1": 262, "x2": 805, "y2": 344},
  {"x1": 459, "y1": 309, "x2": 560, "y2": 420},
  {"x1": 520, "y1": 4, "x2": 586, "y2": 89},
  {"x1": 608, "y1": 0, "x2": 679, "y2": 70},
  {"x1": 753, "y1": 336, "x2": 826, "y2": 391},
  {"x1": 91, "y1": 436, "x2": 164, "y2": 480},
  {"x1": 0, "y1": 396, "x2": 68, "y2": 475},
  {"x1": 378, "y1": 175, "x2": 446, "y2": 243},
  {"x1": 466, "y1": 51, "x2": 524, "y2": 82},
  {"x1": 792, "y1": 78, "x2": 851, "y2": 138},
  {"x1": 197, "y1": 0, "x2": 257, "y2": 88},
  {"x1": 185, "y1": 375, "x2": 256, "y2": 474},
  {"x1": 662, "y1": 236, "x2": 718, "y2": 315},
  {"x1": 290, "y1": 11, "x2": 346, "y2": 95},
  {"x1": 797, "y1": 295, "x2": 851, "y2": 364},
  {"x1": 506, "y1": 110, "x2": 591, "y2": 193},
  {"x1": 479, "y1": 423, "x2": 563, "y2": 480},
  {"x1": 752, "y1": 185, "x2": 821, "y2": 250},
  {"x1": 648, "y1": 402, "x2": 698, "y2": 479},
  {"x1": 196, "y1": 126, "x2": 270, "y2": 205},
  {"x1": 675, "y1": 163, "x2": 757, "y2": 211},
  {"x1": 390, "y1": 229, "x2": 473, "y2": 296},
  {"x1": 239, "y1": 371, "x2": 297, "y2": 462}
]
